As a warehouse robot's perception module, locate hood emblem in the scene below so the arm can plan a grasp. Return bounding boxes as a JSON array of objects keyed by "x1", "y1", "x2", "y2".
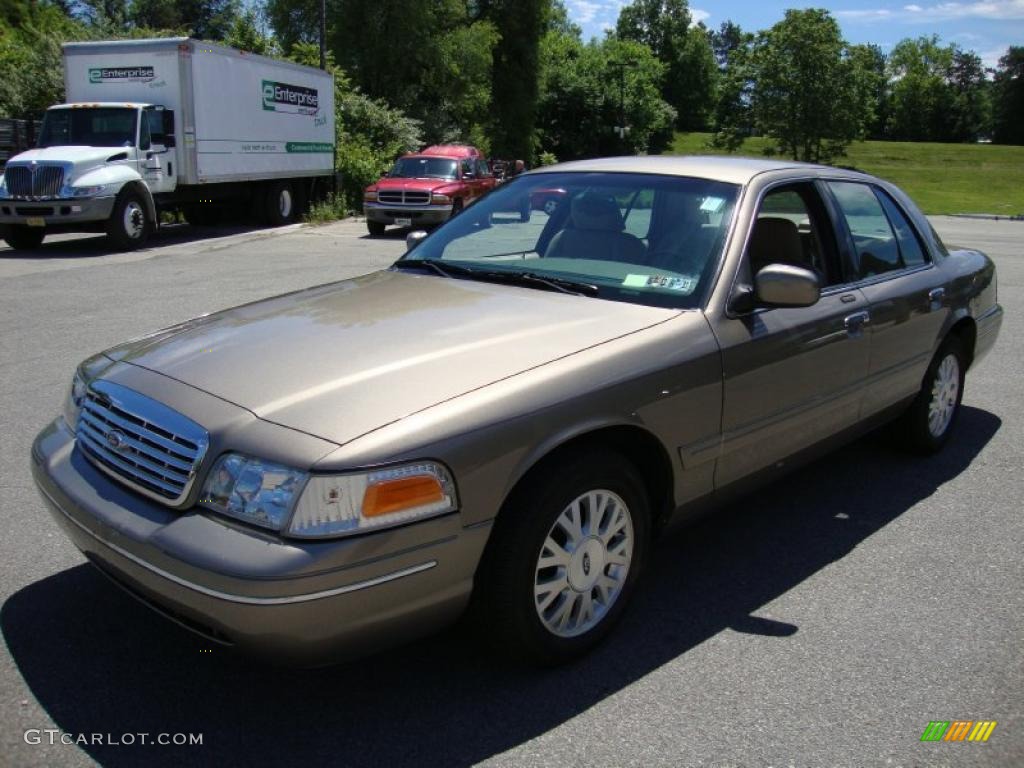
[{"x1": 105, "y1": 429, "x2": 128, "y2": 452}]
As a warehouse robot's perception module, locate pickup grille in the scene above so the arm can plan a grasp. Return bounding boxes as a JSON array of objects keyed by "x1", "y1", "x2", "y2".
[
  {"x1": 378, "y1": 190, "x2": 431, "y2": 205},
  {"x1": 4, "y1": 165, "x2": 65, "y2": 199},
  {"x1": 76, "y1": 381, "x2": 209, "y2": 506}
]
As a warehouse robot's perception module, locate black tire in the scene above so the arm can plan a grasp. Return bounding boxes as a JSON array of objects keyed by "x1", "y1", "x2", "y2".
[
  {"x1": 106, "y1": 190, "x2": 151, "y2": 250},
  {"x1": 897, "y1": 336, "x2": 967, "y2": 454},
  {"x1": 4, "y1": 225, "x2": 45, "y2": 251},
  {"x1": 264, "y1": 181, "x2": 296, "y2": 226},
  {"x1": 367, "y1": 220, "x2": 386, "y2": 236},
  {"x1": 451, "y1": 198, "x2": 464, "y2": 219},
  {"x1": 475, "y1": 450, "x2": 651, "y2": 665}
]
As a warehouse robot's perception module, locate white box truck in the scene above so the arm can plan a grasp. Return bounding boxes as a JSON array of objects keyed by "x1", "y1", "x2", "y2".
[{"x1": 0, "y1": 38, "x2": 335, "y2": 250}]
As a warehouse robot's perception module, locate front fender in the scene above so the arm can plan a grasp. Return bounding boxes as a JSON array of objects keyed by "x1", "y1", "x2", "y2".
[{"x1": 72, "y1": 163, "x2": 144, "y2": 189}]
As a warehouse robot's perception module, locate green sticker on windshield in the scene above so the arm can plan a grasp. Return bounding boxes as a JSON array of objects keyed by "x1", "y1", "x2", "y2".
[
  {"x1": 623, "y1": 274, "x2": 698, "y2": 294},
  {"x1": 623, "y1": 274, "x2": 649, "y2": 287}
]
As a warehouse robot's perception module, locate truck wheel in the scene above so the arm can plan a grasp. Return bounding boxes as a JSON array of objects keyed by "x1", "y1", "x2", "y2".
[
  {"x1": 106, "y1": 190, "x2": 151, "y2": 251},
  {"x1": 264, "y1": 181, "x2": 296, "y2": 226},
  {"x1": 4, "y1": 225, "x2": 46, "y2": 251},
  {"x1": 367, "y1": 221, "x2": 386, "y2": 236}
]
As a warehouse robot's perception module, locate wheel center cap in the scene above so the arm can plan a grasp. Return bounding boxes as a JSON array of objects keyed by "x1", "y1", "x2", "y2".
[{"x1": 568, "y1": 537, "x2": 605, "y2": 592}]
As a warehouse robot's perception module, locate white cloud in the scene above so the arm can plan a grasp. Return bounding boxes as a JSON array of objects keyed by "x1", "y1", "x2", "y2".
[
  {"x1": 839, "y1": 1, "x2": 1024, "y2": 23},
  {"x1": 692, "y1": 8, "x2": 711, "y2": 25}
]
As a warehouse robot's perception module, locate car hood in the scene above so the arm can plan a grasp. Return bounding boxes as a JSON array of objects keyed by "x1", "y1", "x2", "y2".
[
  {"x1": 106, "y1": 270, "x2": 677, "y2": 445},
  {"x1": 374, "y1": 177, "x2": 456, "y2": 192},
  {"x1": 9, "y1": 146, "x2": 128, "y2": 168}
]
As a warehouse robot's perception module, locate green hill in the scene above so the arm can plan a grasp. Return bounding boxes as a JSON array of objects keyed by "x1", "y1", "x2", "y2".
[{"x1": 670, "y1": 133, "x2": 1024, "y2": 216}]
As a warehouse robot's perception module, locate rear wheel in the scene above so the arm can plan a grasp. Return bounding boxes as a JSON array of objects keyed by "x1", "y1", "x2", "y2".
[
  {"x1": 106, "y1": 190, "x2": 151, "y2": 250},
  {"x1": 476, "y1": 451, "x2": 650, "y2": 665},
  {"x1": 264, "y1": 181, "x2": 296, "y2": 226},
  {"x1": 898, "y1": 336, "x2": 966, "y2": 454},
  {"x1": 4, "y1": 225, "x2": 45, "y2": 250},
  {"x1": 367, "y1": 220, "x2": 386, "y2": 236}
]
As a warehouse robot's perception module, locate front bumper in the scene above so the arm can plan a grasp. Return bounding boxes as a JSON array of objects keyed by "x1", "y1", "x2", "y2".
[
  {"x1": 363, "y1": 202, "x2": 453, "y2": 226},
  {"x1": 31, "y1": 418, "x2": 489, "y2": 664},
  {"x1": 0, "y1": 195, "x2": 116, "y2": 226}
]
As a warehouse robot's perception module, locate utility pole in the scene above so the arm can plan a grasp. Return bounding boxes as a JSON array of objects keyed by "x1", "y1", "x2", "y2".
[
  {"x1": 319, "y1": 0, "x2": 327, "y2": 70},
  {"x1": 610, "y1": 60, "x2": 636, "y2": 140}
]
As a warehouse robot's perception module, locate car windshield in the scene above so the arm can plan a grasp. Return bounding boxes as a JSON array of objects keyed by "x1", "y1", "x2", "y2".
[
  {"x1": 38, "y1": 107, "x2": 138, "y2": 148},
  {"x1": 389, "y1": 157, "x2": 458, "y2": 180},
  {"x1": 397, "y1": 172, "x2": 740, "y2": 309}
]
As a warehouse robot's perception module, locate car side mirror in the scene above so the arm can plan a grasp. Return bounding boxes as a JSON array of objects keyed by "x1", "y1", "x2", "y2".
[
  {"x1": 406, "y1": 230, "x2": 428, "y2": 252},
  {"x1": 755, "y1": 264, "x2": 821, "y2": 308}
]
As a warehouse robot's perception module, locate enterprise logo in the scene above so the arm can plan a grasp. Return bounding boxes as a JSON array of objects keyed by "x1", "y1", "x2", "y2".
[
  {"x1": 89, "y1": 66, "x2": 155, "y2": 83},
  {"x1": 261, "y1": 80, "x2": 319, "y2": 115}
]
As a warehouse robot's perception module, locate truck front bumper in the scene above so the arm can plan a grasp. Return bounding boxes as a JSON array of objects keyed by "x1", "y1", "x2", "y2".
[
  {"x1": 31, "y1": 418, "x2": 488, "y2": 665},
  {"x1": 364, "y1": 202, "x2": 453, "y2": 227},
  {"x1": 0, "y1": 196, "x2": 115, "y2": 227}
]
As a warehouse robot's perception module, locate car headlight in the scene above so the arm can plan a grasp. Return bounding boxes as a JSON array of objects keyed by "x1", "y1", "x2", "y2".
[
  {"x1": 363, "y1": 190, "x2": 378, "y2": 202},
  {"x1": 199, "y1": 453, "x2": 308, "y2": 531},
  {"x1": 431, "y1": 193, "x2": 451, "y2": 204},
  {"x1": 63, "y1": 369, "x2": 88, "y2": 431},
  {"x1": 288, "y1": 461, "x2": 457, "y2": 538}
]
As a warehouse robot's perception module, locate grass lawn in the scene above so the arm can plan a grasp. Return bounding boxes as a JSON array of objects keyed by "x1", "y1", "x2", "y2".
[{"x1": 670, "y1": 132, "x2": 1024, "y2": 216}]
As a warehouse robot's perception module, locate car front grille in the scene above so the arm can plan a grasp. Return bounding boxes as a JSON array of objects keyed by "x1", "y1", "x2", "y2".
[
  {"x1": 377, "y1": 190, "x2": 431, "y2": 205},
  {"x1": 76, "y1": 380, "x2": 209, "y2": 506},
  {"x1": 4, "y1": 165, "x2": 65, "y2": 199}
]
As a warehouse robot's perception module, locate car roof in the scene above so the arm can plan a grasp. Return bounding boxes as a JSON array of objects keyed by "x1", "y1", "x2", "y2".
[
  {"x1": 417, "y1": 145, "x2": 481, "y2": 158},
  {"x1": 530, "y1": 155, "x2": 863, "y2": 185}
]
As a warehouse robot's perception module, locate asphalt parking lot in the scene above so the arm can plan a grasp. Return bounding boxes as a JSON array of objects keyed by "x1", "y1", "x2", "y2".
[{"x1": 0, "y1": 216, "x2": 1021, "y2": 767}]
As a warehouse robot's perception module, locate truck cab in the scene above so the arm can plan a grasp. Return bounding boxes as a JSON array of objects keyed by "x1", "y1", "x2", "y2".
[
  {"x1": 0, "y1": 102, "x2": 175, "y2": 250},
  {"x1": 362, "y1": 144, "x2": 496, "y2": 236}
]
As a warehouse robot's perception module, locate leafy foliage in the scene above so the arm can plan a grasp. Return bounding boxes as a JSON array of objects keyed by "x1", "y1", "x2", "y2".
[{"x1": 993, "y1": 46, "x2": 1024, "y2": 145}]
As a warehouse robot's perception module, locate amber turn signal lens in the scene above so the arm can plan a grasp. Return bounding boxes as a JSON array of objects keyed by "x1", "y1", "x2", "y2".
[{"x1": 362, "y1": 475, "x2": 445, "y2": 518}]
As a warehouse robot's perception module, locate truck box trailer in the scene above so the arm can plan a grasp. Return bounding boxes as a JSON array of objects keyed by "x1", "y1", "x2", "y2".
[{"x1": 0, "y1": 38, "x2": 335, "y2": 250}]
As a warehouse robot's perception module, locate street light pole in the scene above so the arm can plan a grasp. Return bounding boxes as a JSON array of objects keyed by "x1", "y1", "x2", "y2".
[{"x1": 610, "y1": 60, "x2": 636, "y2": 140}]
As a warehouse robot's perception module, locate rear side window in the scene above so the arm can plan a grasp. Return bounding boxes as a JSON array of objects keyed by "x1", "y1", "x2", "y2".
[
  {"x1": 828, "y1": 181, "x2": 931, "y2": 278},
  {"x1": 876, "y1": 190, "x2": 928, "y2": 268}
]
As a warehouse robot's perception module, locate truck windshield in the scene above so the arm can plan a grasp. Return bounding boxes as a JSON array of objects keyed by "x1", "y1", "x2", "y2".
[
  {"x1": 389, "y1": 157, "x2": 458, "y2": 180},
  {"x1": 38, "y1": 108, "x2": 138, "y2": 148}
]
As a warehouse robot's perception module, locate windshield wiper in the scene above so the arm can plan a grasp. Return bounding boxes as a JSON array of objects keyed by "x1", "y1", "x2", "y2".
[{"x1": 396, "y1": 260, "x2": 598, "y2": 297}]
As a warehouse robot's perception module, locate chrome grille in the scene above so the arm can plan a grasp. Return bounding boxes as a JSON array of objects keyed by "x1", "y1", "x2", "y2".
[
  {"x1": 4, "y1": 165, "x2": 65, "y2": 199},
  {"x1": 76, "y1": 380, "x2": 209, "y2": 506},
  {"x1": 377, "y1": 189, "x2": 431, "y2": 205}
]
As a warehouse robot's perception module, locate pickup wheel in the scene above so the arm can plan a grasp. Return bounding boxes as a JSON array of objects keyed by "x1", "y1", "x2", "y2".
[
  {"x1": 367, "y1": 220, "x2": 386, "y2": 236},
  {"x1": 476, "y1": 451, "x2": 650, "y2": 665},
  {"x1": 106, "y1": 190, "x2": 151, "y2": 251},
  {"x1": 898, "y1": 336, "x2": 966, "y2": 454},
  {"x1": 4, "y1": 225, "x2": 45, "y2": 251},
  {"x1": 264, "y1": 181, "x2": 296, "y2": 226}
]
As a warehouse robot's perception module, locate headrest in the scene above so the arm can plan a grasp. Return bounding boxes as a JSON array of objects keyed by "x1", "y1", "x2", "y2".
[
  {"x1": 749, "y1": 216, "x2": 803, "y2": 268},
  {"x1": 571, "y1": 193, "x2": 624, "y2": 232}
]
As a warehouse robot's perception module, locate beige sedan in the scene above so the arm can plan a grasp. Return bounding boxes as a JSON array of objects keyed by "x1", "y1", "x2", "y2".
[{"x1": 32, "y1": 156, "x2": 1002, "y2": 665}]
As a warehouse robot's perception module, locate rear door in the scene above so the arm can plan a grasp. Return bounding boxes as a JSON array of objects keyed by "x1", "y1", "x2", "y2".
[
  {"x1": 824, "y1": 180, "x2": 949, "y2": 417},
  {"x1": 713, "y1": 180, "x2": 872, "y2": 487}
]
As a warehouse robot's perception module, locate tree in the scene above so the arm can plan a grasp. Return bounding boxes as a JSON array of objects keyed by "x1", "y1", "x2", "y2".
[
  {"x1": 993, "y1": 46, "x2": 1024, "y2": 144},
  {"x1": 223, "y1": 4, "x2": 277, "y2": 56},
  {"x1": 709, "y1": 33, "x2": 753, "y2": 152},
  {"x1": 887, "y1": 36, "x2": 954, "y2": 141},
  {"x1": 614, "y1": 0, "x2": 716, "y2": 130},
  {"x1": 709, "y1": 20, "x2": 744, "y2": 71},
  {"x1": 747, "y1": 9, "x2": 872, "y2": 162},
  {"x1": 848, "y1": 43, "x2": 887, "y2": 139},
  {"x1": 130, "y1": 0, "x2": 240, "y2": 40},
  {"x1": 947, "y1": 46, "x2": 990, "y2": 141}
]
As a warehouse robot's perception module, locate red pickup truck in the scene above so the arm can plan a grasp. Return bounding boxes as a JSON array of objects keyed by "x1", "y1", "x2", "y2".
[{"x1": 363, "y1": 145, "x2": 496, "y2": 235}]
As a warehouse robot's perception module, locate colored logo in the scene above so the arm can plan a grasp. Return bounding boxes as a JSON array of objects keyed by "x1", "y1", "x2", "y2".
[
  {"x1": 89, "y1": 66, "x2": 155, "y2": 84},
  {"x1": 105, "y1": 430, "x2": 128, "y2": 452},
  {"x1": 261, "y1": 79, "x2": 319, "y2": 116},
  {"x1": 920, "y1": 721, "x2": 997, "y2": 742}
]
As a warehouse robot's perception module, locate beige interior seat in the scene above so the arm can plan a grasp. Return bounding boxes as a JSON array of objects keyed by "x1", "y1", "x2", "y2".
[
  {"x1": 546, "y1": 193, "x2": 646, "y2": 264},
  {"x1": 748, "y1": 216, "x2": 806, "y2": 276}
]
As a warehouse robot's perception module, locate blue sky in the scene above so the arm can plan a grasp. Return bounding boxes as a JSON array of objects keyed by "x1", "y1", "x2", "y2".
[{"x1": 566, "y1": 0, "x2": 1024, "y2": 67}]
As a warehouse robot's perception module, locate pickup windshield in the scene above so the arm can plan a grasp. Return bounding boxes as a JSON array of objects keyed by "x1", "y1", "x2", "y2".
[
  {"x1": 389, "y1": 157, "x2": 458, "y2": 180},
  {"x1": 38, "y1": 107, "x2": 138, "y2": 148}
]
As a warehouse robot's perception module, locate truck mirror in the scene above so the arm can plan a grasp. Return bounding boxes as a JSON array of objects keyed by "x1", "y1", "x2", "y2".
[
  {"x1": 163, "y1": 134, "x2": 176, "y2": 148},
  {"x1": 162, "y1": 110, "x2": 175, "y2": 138}
]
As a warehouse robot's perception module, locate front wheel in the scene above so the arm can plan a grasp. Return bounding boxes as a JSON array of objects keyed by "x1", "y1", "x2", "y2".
[
  {"x1": 898, "y1": 336, "x2": 966, "y2": 454},
  {"x1": 4, "y1": 225, "x2": 45, "y2": 250},
  {"x1": 476, "y1": 451, "x2": 650, "y2": 665},
  {"x1": 264, "y1": 181, "x2": 296, "y2": 226},
  {"x1": 106, "y1": 190, "x2": 151, "y2": 250},
  {"x1": 367, "y1": 220, "x2": 386, "y2": 236}
]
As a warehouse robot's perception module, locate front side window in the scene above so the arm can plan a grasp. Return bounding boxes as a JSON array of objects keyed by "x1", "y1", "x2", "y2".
[
  {"x1": 747, "y1": 183, "x2": 841, "y2": 285},
  {"x1": 399, "y1": 172, "x2": 740, "y2": 309},
  {"x1": 38, "y1": 107, "x2": 138, "y2": 148},
  {"x1": 388, "y1": 157, "x2": 458, "y2": 180},
  {"x1": 828, "y1": 181, "x2": 925, "y2": 278}
]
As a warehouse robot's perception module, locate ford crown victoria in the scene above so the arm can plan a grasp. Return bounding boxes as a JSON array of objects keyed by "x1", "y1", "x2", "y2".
[{"x1": 32, "y1": 156, "x2": 1003, "y2": 665}]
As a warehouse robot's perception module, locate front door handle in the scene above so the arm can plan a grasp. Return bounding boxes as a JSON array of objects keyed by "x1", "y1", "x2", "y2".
[
  {"x1": 929, "y1": 287, "x2": 946, "y2": 309},
  {"x1": 844, "y1": 310, "x2": 871, "y2": 333}
]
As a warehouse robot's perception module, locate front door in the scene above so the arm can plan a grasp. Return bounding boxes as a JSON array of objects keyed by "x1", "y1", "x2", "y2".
[
  {"x1": 139, "y1": 106, "x2": 176, "y2": 194},
  {"x1": 713, "y1": 181, "x2": 872, "y2": 487}
]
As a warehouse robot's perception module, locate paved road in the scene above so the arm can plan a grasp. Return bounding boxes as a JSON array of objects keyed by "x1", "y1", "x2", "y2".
[{"x1": 0, "y1": 217, "x2": 1020, "y2": 767}]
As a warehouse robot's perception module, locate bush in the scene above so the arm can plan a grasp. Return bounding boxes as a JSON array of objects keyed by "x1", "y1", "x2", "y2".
[{"x1": 304, "y1": 193, "x2": 349, "y2": 224}]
